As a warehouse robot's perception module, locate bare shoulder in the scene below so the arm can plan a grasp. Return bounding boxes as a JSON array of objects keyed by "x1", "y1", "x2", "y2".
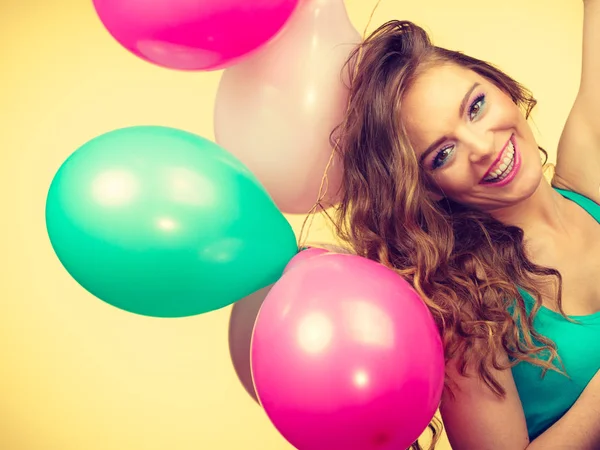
[{"x1": 440, "y1": 352, "x2": 530, "y2": 450}]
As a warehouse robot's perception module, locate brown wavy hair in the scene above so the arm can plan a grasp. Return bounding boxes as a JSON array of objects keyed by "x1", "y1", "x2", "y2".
[{"x1": 332, "y1": 20, "x2": 567, "y2": 450}]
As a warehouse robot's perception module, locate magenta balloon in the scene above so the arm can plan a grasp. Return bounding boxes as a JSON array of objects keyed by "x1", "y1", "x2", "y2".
[
  {"x1": 282, "y1": 247, "x2": 329, "y2": 274},
  {"x1": 92, "y1": 0, "x2": 299, "y2": 70},
  {"x1": 251, "y1": 253, "x2": 445, "y2": 450}
]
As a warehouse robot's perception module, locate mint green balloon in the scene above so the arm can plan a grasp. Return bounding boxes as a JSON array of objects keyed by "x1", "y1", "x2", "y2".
[{"x1": 45, "y1": 126, "x2": 298, "y2": 317}]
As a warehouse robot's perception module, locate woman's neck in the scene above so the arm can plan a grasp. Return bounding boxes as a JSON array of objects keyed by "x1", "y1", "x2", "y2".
[{"x1": 488, "y1": 179, "x2": 572, "y2": 238}]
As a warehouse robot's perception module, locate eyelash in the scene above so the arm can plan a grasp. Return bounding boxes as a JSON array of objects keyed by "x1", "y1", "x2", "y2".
[{"x1": 431, "y1": 93, "x2": 486, "y2": 170}]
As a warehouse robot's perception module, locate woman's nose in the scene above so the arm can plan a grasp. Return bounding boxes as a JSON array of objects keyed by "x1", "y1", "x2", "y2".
[{"x1": 463, "y1": 130, "x2": 495, "y2": 163}]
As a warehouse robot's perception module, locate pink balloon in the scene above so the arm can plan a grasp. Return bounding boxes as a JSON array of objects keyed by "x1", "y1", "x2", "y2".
[
  {"x1": 251, "y1": 253, "x2": 445, "y2": 450},
  {"x1": 92, "y1": 0, "x2": 299, "y2": 70},
  {"x1": 283, "y1": 247, "x2": 329, "y2": 273},
  {"x1": 214, "y1": 0, "x2": 361, "y2": 213}
]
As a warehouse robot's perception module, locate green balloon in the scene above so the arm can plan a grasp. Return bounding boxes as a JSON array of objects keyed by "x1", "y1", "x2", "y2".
[{"x1": 45, "y1": 126, "x2": 298, "y2": 317}]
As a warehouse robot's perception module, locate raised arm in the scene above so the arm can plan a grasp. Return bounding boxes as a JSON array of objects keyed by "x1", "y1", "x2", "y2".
[{"x1": 553, "y1": 0, "x2": 600, "y2": 202}]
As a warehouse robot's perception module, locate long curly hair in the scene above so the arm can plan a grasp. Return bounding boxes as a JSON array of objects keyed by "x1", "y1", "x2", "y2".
[{"x1": 332, "y1": 20, "x2": 566, "y2": 450}]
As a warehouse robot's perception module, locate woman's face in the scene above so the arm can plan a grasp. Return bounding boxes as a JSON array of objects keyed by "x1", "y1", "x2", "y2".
[{"x1": 400, "y1": 63, "x2": 543, "y2": 213}]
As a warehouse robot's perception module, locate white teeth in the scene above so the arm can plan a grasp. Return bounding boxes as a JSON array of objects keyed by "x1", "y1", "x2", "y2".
[{"x1": 483, "y1": 139, "x2": 516, "y2": 183}]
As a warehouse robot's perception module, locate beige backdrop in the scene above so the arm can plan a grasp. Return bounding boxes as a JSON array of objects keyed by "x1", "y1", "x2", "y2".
[{"x1": 0, "y1": 0, "x2": 583, "y2": 448}]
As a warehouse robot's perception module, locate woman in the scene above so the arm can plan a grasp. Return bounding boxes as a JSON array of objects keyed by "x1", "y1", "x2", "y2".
[{"x1": 332, "y1": 2, "x2": 600, "y2": 449}]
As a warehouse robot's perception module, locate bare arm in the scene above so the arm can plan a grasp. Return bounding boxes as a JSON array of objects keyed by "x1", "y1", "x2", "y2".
[
  {"x1": 528, "y1": 369, "x2": 600, "y2": 449},
  {"x1": 440, "y1": 354, "x2": 600, "y2": 450},
  {"x1": 553, "y1": 0, "x2": 600, "y2": 202}
]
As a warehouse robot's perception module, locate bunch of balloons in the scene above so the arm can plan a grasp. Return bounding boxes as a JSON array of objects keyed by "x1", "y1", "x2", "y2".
[{"x1": 45, "y1": 1, "x2": 446, "y2": 448}]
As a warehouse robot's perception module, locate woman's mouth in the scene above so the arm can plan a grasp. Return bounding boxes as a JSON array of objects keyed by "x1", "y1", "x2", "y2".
[{"x1": 481, "y1": 136, "x2": 519, "y2": 185}]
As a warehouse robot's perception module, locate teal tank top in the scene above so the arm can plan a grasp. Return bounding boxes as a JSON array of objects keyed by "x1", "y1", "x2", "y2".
[{"x1": 511, "y1": 188, "x2": 600, "y2": 440}]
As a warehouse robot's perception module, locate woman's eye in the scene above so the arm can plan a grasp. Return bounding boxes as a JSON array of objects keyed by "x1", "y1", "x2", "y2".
[
  {"x1": 432, "y1": 146, "x2": 454, "y2": 169},
  {"x1": 469, "y1": 94, "x2": 486, "y2": 120}
]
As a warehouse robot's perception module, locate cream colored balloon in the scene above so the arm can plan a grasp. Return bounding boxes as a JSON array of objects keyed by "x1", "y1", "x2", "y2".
[{"x1": 214, "y1": 0, "x2": 361, "y2": 214}]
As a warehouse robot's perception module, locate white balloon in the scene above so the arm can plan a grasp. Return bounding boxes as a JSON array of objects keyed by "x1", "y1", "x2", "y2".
[{"x1": 214, "y1": 0, "x2": 361, "y2": 214}]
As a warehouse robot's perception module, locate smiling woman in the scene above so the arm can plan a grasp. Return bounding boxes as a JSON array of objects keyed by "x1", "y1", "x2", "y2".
[
  {"x1": 332, "y1": 8, "x2": 600, "y2": 450},
  {"x1": 400, "y1": 62, "x2": 544, "y2": 210}
]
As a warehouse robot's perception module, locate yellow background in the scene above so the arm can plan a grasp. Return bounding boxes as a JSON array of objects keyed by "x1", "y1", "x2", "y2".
[{"x1": 0, "y1": 0, "x2": 583, "y2": 448}]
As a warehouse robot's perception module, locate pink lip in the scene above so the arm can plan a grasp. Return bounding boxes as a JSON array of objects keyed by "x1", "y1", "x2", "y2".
[
  {"x1": 480, "y1": 136, "x2": 520, "y2": 187},
  {"x1": 481, "y1": 137, "x2": 513, "y2": 182}
]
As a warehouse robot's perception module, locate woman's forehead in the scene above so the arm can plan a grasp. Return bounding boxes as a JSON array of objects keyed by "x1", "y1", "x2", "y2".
[
  {"x1": 403, "y1": 64, "x2": 481, "y2": 112},
  {"x1": 400, "y1": 65, "x2": 483, "y2": 150}
]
